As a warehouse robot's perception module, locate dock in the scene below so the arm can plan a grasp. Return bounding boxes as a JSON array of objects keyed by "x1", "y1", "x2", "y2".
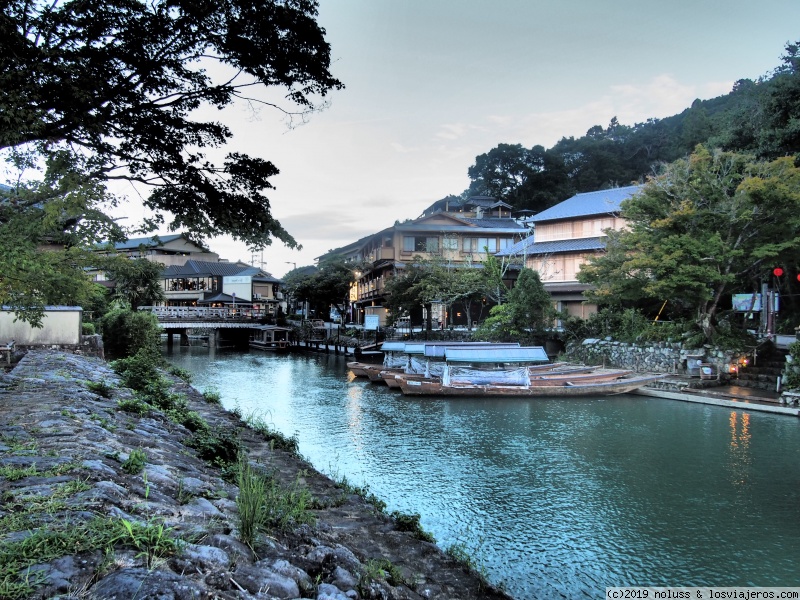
[{"x1": 636, "y1": 376, "x2": 800, "y2": 417}]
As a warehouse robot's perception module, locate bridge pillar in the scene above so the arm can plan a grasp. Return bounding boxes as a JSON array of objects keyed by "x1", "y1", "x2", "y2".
[
  {"x1": 208, "y1": 329, "x2": 217, "y2": 348},
  {"x1": 179, "y1": 329, "x2": 190, "y2": 346},
  {"x1": 166, "y1": 331, "x2": 174, "y2": 348}
]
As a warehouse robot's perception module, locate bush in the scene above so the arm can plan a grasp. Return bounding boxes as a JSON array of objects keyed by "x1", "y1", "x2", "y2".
[
  {"x1": 99, "y1": 306, "x2": 162, "y2": 358},
  {"x1": 82, "y1": 322, "x2": 96, "y2": 335}
]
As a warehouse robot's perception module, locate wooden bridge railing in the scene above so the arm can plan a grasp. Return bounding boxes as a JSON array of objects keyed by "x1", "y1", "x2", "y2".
[{"x1": 139, "y1": 306, "x2": 271, "y2": 321}]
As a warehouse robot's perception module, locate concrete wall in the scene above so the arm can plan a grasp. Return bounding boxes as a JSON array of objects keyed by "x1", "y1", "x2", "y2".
[{"x1": 0, "y1": 307, "x2": 82, "y2": 345}]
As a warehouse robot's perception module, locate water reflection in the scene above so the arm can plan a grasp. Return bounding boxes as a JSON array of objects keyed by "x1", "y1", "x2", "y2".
[{"x1": 165, "y1": 346, "x2": 800, "y2": 599}]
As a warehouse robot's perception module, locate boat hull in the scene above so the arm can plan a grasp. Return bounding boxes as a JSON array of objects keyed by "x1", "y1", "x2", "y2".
[{"x1": 397, "y1": 374, "x2": 665, "y2": 397}]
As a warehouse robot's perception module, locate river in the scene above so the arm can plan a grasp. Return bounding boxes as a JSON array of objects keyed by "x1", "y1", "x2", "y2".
[{"x1": 164, "y1": 345, "x2": 800, "y2": 599}]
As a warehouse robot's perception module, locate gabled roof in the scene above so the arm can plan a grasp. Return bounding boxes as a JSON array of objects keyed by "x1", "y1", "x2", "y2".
[
  {"x1": 460, "y1": 217, "x2": 525, "y2": 229},
  {"x1": 497, "y1": 236, "x2": 607, "y2": 257},
  {"x1": 163, "y1": 259, "x2": 256, "y2": 278},
  {"x1": 97, "y1": 233, "x2": 198, "y2": 251},
  {"x1": 524, "y1": 185, "x2": 642, "y2": 224},
  {"x1": 198, "y1": 292, "x2": 252, "y2": 305},
  {"x1": 396, "y1": 213, "x2": 526, "y2": 234}
]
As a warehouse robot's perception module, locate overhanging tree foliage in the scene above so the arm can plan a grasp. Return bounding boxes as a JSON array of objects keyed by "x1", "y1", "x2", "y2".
[
  {"x1": 0, "y1": 0, "x2": 341, "y2": 322},
  {"x1": 1, "y1": 0, "x2": 342, "y2": 248},
  {"x1": 579, "y1": 146, "x2": 800, "y2": 342}
]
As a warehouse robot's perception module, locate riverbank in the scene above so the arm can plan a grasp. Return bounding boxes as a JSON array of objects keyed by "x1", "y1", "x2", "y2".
[{"x1": 0, "y1": 350, "x2": 512, "y2": 600}]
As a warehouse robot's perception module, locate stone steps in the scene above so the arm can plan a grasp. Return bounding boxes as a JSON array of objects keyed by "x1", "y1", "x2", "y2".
[{"x1": 733, "y1": 349, "x2": 788, "y2": 391}]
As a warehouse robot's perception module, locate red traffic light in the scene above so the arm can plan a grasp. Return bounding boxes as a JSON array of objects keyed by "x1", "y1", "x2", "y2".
[{"x1": 773, "y1": 267, "x2": 785, "y2": 277}]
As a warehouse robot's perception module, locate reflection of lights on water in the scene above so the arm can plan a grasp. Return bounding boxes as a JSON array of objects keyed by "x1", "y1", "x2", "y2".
[
  {"x1": 346, "y1": 385, "x2": 365, "y2": 453},
  {"x1": 728, "y1": 411, "x2": 752, "y2": 486}
]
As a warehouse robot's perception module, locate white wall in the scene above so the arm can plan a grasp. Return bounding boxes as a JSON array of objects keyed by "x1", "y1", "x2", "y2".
[{"x1": 0, "y1": 307, "x2": 82, "y2": 345}]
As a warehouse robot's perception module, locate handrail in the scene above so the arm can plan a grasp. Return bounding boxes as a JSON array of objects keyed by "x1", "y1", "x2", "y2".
[{"x1": 138, "y1": 306, "x2": 272, "y2": 320}]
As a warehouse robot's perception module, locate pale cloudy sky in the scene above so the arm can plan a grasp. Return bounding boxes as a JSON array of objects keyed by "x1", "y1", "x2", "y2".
[{"x1": 120, "y1": 0, "x2": 800, "y2": 277}]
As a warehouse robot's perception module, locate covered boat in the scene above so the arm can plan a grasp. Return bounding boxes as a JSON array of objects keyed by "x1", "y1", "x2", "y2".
[{"x1": 249, "y1": 325, "x2": 292, "y2": 351}]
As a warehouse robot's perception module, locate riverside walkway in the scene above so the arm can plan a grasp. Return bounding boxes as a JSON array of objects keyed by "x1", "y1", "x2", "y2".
[{"x1": 636, "y1": 375, "x2": 800, "y2": 417}]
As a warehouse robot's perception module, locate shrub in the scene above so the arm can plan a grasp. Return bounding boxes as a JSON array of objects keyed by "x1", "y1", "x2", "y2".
[{"x1": 99, "y1": 306, "x2": 162, "y2": 359}]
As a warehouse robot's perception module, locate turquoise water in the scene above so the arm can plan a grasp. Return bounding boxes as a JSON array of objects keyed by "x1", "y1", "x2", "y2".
[{"x1": 165, "y1": 345, "x2": 800, "y2": 599}]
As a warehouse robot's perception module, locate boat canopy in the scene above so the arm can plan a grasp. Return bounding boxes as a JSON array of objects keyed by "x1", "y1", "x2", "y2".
[
  {"x1": 423, "y1": 342, "x2": 520, "y2": 358},
  {"x1": 443, "y1": 346, "x2": 549, "y2": 363},
  {"x1": 380, "y1": 342, "x2": 408, "y2": 352}
]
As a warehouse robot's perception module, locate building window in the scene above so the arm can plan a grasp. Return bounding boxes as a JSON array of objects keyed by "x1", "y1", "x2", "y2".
[
  {"x1": 462, "y1": 237, "x2": 497, "y2": 253},
  {"x1": 403, "y1": 236, "x2": 439, "y2": 252}
]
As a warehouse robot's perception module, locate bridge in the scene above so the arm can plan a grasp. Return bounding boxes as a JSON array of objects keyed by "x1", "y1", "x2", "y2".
[{"x1": 139, "y1": 306, "x2": 327, "y2": 347}]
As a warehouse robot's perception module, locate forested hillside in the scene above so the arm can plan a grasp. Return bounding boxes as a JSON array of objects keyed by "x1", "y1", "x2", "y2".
[{"x1": 462, "y1": 39, "x2": 800, "y2": 214}]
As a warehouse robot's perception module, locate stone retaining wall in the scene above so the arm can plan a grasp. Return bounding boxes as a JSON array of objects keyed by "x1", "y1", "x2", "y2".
[
  {"x1": 565, "y1": 338, "x2": 738, "y2": 377},
  {"x1": 11, "y1": 334, "x2": 104, "y2": 360}
]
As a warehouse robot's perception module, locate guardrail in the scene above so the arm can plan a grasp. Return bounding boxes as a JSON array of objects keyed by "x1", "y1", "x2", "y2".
[{"x1": 139, "y1": 306, "x2": 271, "y2": 320}]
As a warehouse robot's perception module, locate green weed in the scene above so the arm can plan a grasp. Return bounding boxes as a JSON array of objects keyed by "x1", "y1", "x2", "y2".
[
  {"x1": 243, "y1": 414, "x2": 300, "y2": 456},
  {"x1": 390, "y1": 511, "x2": 436, "y2": 543},
  {"x1": 0, "y1": 435, "x2": 37, "y2": 455},
  {"x1": 110, "y1": 517, "x2": 181, "y2": 568},
  {"x1": 122, "y1": 449, "x2": 147, "y2": 475},
  {"x1": 235, "y1": 456, "x2": 316, "y2": 547},
  {"x1": 336, "y1": 475, "x2": 387, "y2": 513},
  {"x1": 86, "y1": 380, "x2": 115, "y2": 398},
  {"x1": 0, "y1": 464, "x2": 38, "y2": 481},
  {"x1": 358, "y1": 558, "x2": 407, "y2": 593},
  {"x1": 202, "y1": 387, "x2": 222, "y2": 404},
  {"x1": 167, "y1": 365, "x2": 193, "y2": 383}
]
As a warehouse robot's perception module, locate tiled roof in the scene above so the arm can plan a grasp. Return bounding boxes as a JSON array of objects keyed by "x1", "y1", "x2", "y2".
[
  {"x1": 162, "y1": 260, "x2": 255, "y2": 278},
  {"x1": 460, "y1": 217, "x2": 526, "y2": 229},
  {"x1": 524, "y1": 185, "x2": 642, "y2": 223},
  {"x1": 198, "y1": 292, "x2": 252, "y2": 305},
  {"x1": 101, "y1": 234, "x2": 185, "y2": 251},
  {"x1": 497, "y1": 236, "x2": 606, "y2": 256}
]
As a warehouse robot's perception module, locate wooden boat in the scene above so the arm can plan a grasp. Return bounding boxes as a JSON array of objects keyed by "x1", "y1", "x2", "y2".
[
  {"x1": 396, "y1": 372, "x2": 666, "y2": 397},
  {"x1": 347, "y1": 361, "x2": 378, "y2": 377},
  {"x1": 384, "y1": 362, "x2": 596, "y2": 388},
  {"x1": 249, "y1": 325, "x2": 292, "y2": 351},
  {"x1": 361, "y1": 341, "x2": 523, "y2": 385}
]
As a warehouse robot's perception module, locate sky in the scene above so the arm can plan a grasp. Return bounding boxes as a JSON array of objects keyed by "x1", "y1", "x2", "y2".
[{"x1": 117, "y1": 0, "x2": 800, "y2": 277}]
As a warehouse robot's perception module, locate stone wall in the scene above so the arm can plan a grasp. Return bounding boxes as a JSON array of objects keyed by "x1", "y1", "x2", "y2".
[
  {"x1": 565, "y1": 338, "x2": 739, "y2": 376},
  {"x1": 12, "y1": 334, "x2": 104, "y2": 360}
]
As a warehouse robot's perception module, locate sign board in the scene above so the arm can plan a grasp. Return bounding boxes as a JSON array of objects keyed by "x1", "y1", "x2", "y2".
[
  {"x1": 732, "y1": 293, "x2": 779, "y2": 312},
  {"x1": 223, "y1": 276, "x2": 252, "y2": 285},
  {"x1": 733, "y1": 293, "x2": 761, "y2": 312},
  {"x1": 364, "y1": 315, "x2": 380, "y2": 331}
]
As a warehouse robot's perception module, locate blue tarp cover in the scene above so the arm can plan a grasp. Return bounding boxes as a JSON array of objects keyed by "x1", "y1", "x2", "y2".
[{"x1": 444, "y1": 346, "x2": 549, "y2": 363}]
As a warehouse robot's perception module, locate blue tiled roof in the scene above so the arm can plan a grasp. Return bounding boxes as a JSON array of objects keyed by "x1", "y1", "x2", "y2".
[
  {"x1": 524, "y1": 185, "x2": 642, "y2": 223},
  {"x1": 101, "y1": 234, "x2": 185, "y2": 250},
  {"x1": 460, "y1": 217, "x2": 525, "y2": 229},
  {"x1": 497, "y1": 236, "x2": 606, "y2": 256}
]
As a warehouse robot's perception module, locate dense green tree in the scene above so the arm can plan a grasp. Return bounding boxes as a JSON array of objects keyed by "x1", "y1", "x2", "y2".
[
  {"x1": 0, "y1": 153, "x2": 123, "y2": 324},
  {"x1": 0, "y1": 0, "x2": 342, "y2": 249},
  {"x1": 579, "y1": 146, "x2": 800, "y2": 342},
  {"x1": 474, "y1": 268, "x2": 555, "y2": 342},
  {"x1": 101, "y1": 256, "x2": 166, "y2": 310},
  {"x1": 759, "y1": 40, "x2": 800, "y2": 158}
]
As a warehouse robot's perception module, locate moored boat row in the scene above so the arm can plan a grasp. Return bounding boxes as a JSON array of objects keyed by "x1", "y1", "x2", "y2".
[{"x1": 347, "y1": 342, "x2": 664, "y2": 397}]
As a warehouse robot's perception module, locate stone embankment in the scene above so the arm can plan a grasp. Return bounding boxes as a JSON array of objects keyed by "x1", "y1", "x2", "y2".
[{"x1": 0, "y1": 350, "x2": 511, "y2": 600}]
